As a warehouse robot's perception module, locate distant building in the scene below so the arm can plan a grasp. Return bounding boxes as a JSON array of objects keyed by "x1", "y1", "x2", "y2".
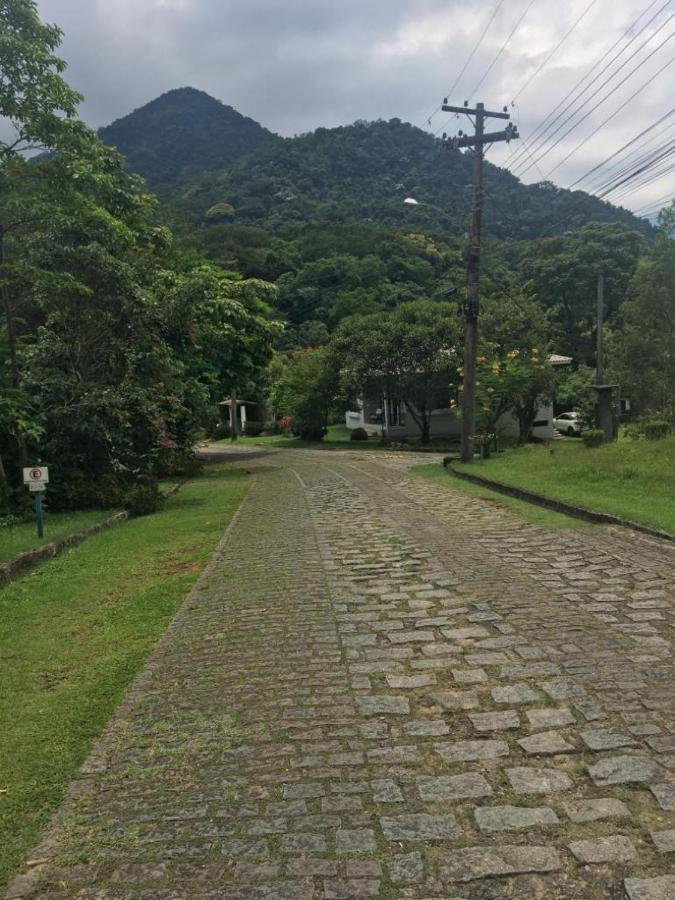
[{"x1": 346, "y1": 354, "x2": 572, "y2": 443}]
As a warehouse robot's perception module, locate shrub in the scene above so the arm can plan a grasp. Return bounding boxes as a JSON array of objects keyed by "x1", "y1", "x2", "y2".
[
  {"x1": 124, "y1": 482, "x2": 164, "y2": 517},
  {"x1": 244, "y1": 420, "x2": 265, "y2": 437},
  {"x1": 582, "y1": 428, "x2": 605, "y2": 448},
  {"x1": 297, "y1": 423, "x2": 327, "y2": 441},
  {"x1": 350, "y1": 427, "x2": 369, "y2": 441},
  {"x1": 625, "y1": 416, "x2": 672, "y2": 441},
  {"x1": 643, "y1": 418, "x2": 671, "y2": 440}
]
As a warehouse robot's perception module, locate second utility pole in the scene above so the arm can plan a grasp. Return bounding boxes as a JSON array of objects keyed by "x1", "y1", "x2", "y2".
[{"x1": 442, "y1": 100, "x2": 518, "y2": 462}]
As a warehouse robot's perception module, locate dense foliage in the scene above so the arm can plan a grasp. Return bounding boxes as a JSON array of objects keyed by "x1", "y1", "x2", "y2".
[
  {"x1": 99, "y1": 87, "x2": 278, "y2": 191},
  {"x1": 0, "y1": 2, "x2": 276, "y2": 513},
  {"x1": 167, "y1": 118, "x2": 651, "y2": 241}
]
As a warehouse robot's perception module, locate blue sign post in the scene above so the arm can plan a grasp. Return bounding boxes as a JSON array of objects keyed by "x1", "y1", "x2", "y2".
[
  {"x1": 23, "y1": 467, "x2": 49, "y2": 538},
  {"x1": 35, "y1": 491, "x2": 44, "y2": 538}
]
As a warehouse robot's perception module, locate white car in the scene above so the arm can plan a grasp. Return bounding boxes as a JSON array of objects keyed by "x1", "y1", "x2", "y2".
[{"x1": 553, "y1": 411, "x2": 583, "y2": 436}]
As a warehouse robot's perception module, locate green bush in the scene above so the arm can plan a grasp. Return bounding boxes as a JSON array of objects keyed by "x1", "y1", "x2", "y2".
[
  {"x1": 625, "y1": 416, "x2": 672, "y2": 441},
  {"x1": 124, "y1": 482, "x2": 164, "y2": 517},
  {"x1": 350, "y1": 427, "x2": 369, "y2": 441},
  {"x1": 244, "y1": 420, "x2": 265, "y2": 437},
  {"x1": 643, "y1": 419, "x2": 671, "y2": 440},
  {"x1": 582, "y1": 428, "x2": 605, "y2": 448}
]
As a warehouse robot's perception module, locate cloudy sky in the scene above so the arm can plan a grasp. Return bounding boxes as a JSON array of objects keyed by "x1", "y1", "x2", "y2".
[{"x1": 37, "y1": 0, "x2": 674, "y2": 216}]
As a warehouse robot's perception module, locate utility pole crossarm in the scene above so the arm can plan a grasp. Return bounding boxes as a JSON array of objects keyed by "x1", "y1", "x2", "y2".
[
  {"x1": 450, "y1": 124, "x2": 519, "y2": 148},
  {"x1": 442, "y1": 103, "x2": 511, "y2": 120}
]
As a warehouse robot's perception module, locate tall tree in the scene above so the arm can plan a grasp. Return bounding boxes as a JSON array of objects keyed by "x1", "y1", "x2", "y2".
[{"x1": 331, "y1": 301, "x2": 461, "y2": 444}]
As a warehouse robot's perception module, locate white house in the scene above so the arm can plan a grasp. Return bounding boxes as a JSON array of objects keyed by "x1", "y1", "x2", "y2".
[{"x1": 345, "y1": 355, "x2": 572, "y2": 443}]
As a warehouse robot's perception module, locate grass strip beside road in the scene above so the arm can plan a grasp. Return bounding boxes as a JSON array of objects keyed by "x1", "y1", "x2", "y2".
[
  {"x1": 0, "y1": 465, "x2": 248, "y2": 892},
  {"x1": 0, "y1": 510, "x2": 110, "y2": 565},
  {"x1": 461, "y1": 437, "x2": 675, "y2": 534},
  {"x1": 410, "y1": 464, "x2": 588, "y2": 530}
]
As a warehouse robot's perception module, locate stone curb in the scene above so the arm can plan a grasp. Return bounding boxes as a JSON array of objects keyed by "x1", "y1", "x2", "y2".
[
  {"x1": 0, "y1": 482, "x2": 184, "y2": 589},
  {"x1": 446, "y1": 464, "x2": 675, "y2": 544}
]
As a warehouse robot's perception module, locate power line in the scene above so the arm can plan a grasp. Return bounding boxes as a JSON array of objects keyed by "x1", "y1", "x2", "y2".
[
  {"x1": 607, "y1": 155, "x2": 675, "y2": 203},
  {"x1": 633, "y1": 190, "x2": 675, "y2": 213},
  {"x1": 543, "y1": 51, "x2": 675, "y2": 180},
  {"x1": 511, "y1": 4, "x2": 674, "y2": 175},
  {"x1": 505, "y1": 0, "x2": 672, "y2": 169},
  {"x1": 583, "y1": 121, "x2": 675, "y2": 194},
  {"x1": 510, "y1": 0, "x2": 601, "y2": 103},
  {"x1": 591, "y1": 133, "x2": 675, "y2": 194},
  {"x1": 568, "y1": 107, "x2": 675, "y2": 188},
  {"x1": 598, "y1": 143, "x2": 675, "y2": 198},
  {"x1": 420, "y1": 0, "x2": 506, "y2": 130},
  {"x1": 469, "y1": 0, "x2": 540, "y2": 99},
  {"x1": 518, "y1": 32, "x2": 675, "y2": 179}
]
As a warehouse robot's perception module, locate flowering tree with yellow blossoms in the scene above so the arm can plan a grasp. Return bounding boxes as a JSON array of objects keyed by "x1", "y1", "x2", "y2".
[{"x1": 451, "y1": 348, "x2": 553, "y2": 453}]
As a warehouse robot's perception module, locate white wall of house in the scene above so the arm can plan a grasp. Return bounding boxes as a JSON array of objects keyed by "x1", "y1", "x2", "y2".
[{"x1": 346, "y1": 398, "x2": 556, "y2": 441}]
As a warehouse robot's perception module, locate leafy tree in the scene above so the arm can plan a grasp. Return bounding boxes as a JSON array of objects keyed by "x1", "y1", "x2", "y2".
[
  {"x1": 270, "y1": 348, "x2": 336, "y2": 440},
  {"x1": 331, "y1": 301, "x2": 461, "y2": 444},
  {"x1": 608, "y1": 217, "x2": 675, "y2": 420},
  {"x1": 518, "y1": 223, "x2": 644, "y2": 360}
]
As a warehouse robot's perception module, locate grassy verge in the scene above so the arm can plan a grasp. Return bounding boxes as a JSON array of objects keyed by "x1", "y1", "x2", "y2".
[
  {"x1": 460, "y1": 436, "x2": 675, "y2": 534},
  {"x1": 0, "y1": 464, "x2": 248, "y2": 891},
  {"x1": 410, "y1": 464, "x2": 588, "y2": 530},
  {"x1": 0, "y1": 510, "x2": 110, "y2": 565}
]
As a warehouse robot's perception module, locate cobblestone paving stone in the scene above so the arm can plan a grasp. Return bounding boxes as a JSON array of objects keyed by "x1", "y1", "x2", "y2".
[{"x1": 8, "y1": 447, "x2": 675, "y2": 899}]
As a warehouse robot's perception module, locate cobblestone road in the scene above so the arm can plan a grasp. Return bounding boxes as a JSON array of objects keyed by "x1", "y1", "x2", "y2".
[{"x1": 10, "y1": 448, "x2": 675, "y2": 900}]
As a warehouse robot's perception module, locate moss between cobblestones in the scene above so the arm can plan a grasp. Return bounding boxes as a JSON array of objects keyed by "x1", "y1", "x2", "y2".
[
  {"x1": 0, "y1": 466, "x2": 249, "y2": 893},
  {"x1": 410, "y1": 464, "x2": 589, "y2": 530}
]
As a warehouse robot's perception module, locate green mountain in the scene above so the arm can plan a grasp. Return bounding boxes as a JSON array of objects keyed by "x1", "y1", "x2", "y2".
[
  {"x1": 174, "y1": 118, "x2": 651, "y2": 241},
  {"x1": 98, "y1": 87, "x2": 278, "y2": 189},
  {"x1": 98, "y1": 90, "x2": 650, "y2": 241}
]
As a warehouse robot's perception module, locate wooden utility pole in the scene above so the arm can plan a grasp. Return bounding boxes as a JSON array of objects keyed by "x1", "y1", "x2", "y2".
[
  {"x1": 442, "y1": 101, "x2": 519, "y2": 462},
  {"x1": 596, "y1": 268, "x2": 605, "y2": 384}
]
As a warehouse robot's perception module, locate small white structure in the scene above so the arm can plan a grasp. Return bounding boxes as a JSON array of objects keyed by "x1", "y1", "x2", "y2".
[{"x1": 346, "y1": 355, "x2": 572, "y2": 443}]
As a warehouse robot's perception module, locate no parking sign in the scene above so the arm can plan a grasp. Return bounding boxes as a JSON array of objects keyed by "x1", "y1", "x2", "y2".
[{"x1": 23, "y1": 466, "x2": 49, "y2": 535}]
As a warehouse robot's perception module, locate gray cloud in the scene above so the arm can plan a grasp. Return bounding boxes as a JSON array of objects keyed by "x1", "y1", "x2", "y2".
[{"x1": 36, "y1": 0, "x2": 673, "y2": 215}]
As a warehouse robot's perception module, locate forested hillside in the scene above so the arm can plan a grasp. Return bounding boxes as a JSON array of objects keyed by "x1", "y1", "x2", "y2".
[
  {"x1": 99, "y1": 87, "x2": 278, "y2": 189},
  {"x1": 98, "y1": 90, "x2": 650, "y2": 241},
  {"x1": 175, "y1": 118, "x2": 651, "y2": 241}
]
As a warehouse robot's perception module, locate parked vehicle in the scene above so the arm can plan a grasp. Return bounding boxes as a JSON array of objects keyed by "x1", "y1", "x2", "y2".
[{"x1": 553, "y1": 411, "x2": 584, "y2": 436}]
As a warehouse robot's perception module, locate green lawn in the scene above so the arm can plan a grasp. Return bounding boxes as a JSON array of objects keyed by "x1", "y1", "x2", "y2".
[
  {"x1": 410, "y1": 464, "x2": 587, "y2": 530},
  {"x1": 0, "y1": 509, "x2": 111, "y2": 565},
  {"x1": 0, "y1": 465, "x2": 248, "y2": 892},
  {"x1": 460, "y1": 436, "x2": 675, "y2": 533}
]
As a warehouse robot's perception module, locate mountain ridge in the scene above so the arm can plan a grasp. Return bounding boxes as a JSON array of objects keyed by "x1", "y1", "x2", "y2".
[
  {"x1": 97, "y1": 87, "x2": 652, "y2": 241},
  {"x1": 98, "y1": 87, "x2": 278, "y2": 187}
]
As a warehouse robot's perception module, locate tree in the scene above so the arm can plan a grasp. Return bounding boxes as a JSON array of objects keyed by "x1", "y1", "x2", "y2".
[
  {"x1": 331, "y1": 301, "x2": 461, "y2": 444},
  {"x1": 0, "y1": 0, "x2": 84, "y2": 479},
  {"x1": 270, "y1": 348, "x2": 336, "y2": 440},
  {"x1": 518, "y1": 223, "x2": 644, "y2": 360},
  {"x1": 608, "y1": 215, "x2": 675, "y2": 420},
  {"x1": 471, "y1": 349, "x2": 553, "y2": 449}
]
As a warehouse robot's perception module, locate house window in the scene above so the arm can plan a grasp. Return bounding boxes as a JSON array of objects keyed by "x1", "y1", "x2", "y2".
[{"x1": 387, "y1": 398, "x2": 406, "y2": 426}]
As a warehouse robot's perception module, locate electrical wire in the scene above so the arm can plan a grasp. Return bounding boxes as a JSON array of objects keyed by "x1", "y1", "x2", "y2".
[
  {"x1": 543, "y1": 52, "x2": 675, "y2": 179},
  {"x1": 469, "y1": 0, "x2": 540, "y2": 99},
  {"x1": 505, "y1": 0, "x2": 672, "y2": 169},
  {"x1": 511, "y1": 5, "x2": 674, "y2": 175},
  {"x1": 509, "y1": 0, "x2": 601, "y2": 103},
  {"x1": 568, "y1": 107, "x2": 675, "y2": 188},
  {"x1": 420, "y1": 0, "x2": 506, "y2": 130},
  {"x1": 518, "y1": 33, "x2": 675, "y2": 179}
]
